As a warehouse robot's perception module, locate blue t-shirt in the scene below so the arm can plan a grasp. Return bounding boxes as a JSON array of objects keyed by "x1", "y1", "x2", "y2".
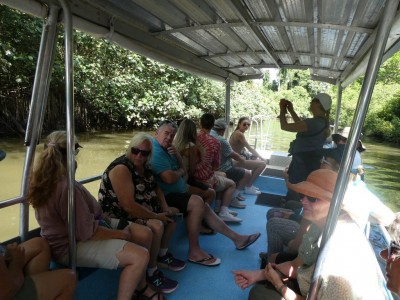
[{"x1": 149, "y1": 137, "x2": 187, "y2": 195}]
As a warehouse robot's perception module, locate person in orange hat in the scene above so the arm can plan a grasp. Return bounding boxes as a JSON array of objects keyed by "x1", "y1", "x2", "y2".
[{"x1": 234, "y1": 169, "x2": 389, "y2": 300}]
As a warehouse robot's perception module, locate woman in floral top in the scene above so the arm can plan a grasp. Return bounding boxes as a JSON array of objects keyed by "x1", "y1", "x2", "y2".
[{"x1": 99, "y1": 132, "x2": 185, "y2": 295}]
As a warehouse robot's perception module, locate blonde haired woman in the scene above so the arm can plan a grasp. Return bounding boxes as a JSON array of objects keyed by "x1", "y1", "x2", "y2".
[{"x1": 28, "y1": 131, "x2": 163, "y2": 300}]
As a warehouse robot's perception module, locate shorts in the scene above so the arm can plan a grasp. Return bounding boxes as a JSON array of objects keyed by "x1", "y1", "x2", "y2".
[
  {"x1": 12, "y1": 276, "x2": 37, "y2": 300},
  {"x1": 225, "y1": 167, "x2": 245, "y2": 184},
  {"x1": 214, "y1": 175, "x2": 231, "y2": 192},
  {"x1": 58, "y1": 218, "x2": 128, "y2": 269},
  {"x1": 165, "y1": 192, "x2": 190, "y2": 215}
]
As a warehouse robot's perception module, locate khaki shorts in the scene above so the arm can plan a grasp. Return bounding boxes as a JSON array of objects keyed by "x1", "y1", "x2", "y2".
[
  {"x1": 58, "y1": 218, "x2": 127, "y2": 269},
  {"x1": 214, "y1": 175, "x2": 230, "y2": 192}
]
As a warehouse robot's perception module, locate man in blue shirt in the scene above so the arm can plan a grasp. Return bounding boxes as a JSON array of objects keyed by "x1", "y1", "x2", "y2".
[{"x1": 150, "y1": 120, "x2": 260, "y2": 267}]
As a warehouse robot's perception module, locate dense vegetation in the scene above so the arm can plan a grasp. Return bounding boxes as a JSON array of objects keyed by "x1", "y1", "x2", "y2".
[{"x1": 1, "y1": 6, "x2": 400, "y2": 142}]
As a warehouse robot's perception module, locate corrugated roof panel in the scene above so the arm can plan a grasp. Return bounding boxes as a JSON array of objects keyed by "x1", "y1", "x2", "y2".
[
  {"x1": 260, "y1": 26, "x2": 287, "y2": 51},
  {"x1": 207, "y1": 28, "x2": 247, "y2": 52},
  {"x1": 237, "y1": 53, "x2": 262, "y2": 65},
  {"x1": 287, "y1": 26, "x2": 310, "y2": 53},
  {"x1": 319, "y1": 57, "x2": 333, "y2": 68},
  {"x1": 231, "y1": 27, "x2": 265, "y2": 51},
  {"x1": 345, "y1": 32, "x2": 368, "y2": 57},
  {"x1": 298, "y1": 55, "x2": 311, "y2": 66},
  {"x1": 277, "y1": 53, "x2": 294, "y2": 65},
  {"x1": 320, "y1": 28, "x2": 340, "y2": 55}
]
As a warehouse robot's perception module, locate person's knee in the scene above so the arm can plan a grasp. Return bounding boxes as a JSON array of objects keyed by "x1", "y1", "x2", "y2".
[
  {"x1": 148, "y1": 219, "x2": 164, "y2": 237},
  {"x1": 188, "y1": 195, "x2": 205, "y2": 211}
]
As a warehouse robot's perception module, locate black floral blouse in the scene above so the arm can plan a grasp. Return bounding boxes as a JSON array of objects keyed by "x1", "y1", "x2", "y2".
[{"x1": 98, "y1": 155, "x2": 161, "y2": 224}]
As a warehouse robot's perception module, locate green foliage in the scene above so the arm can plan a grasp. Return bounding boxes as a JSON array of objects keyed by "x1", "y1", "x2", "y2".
[
  {"x1": 365, "y1": 92, "x2": 400, "y2": 143},
  {"x1": 1, "y1": 5, "x2": 400, "y2": 144}
]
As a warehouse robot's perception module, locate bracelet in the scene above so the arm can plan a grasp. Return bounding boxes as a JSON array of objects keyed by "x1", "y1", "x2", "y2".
[{"x1": 277, "y1": 284, "x2": 286, "y2": 295}]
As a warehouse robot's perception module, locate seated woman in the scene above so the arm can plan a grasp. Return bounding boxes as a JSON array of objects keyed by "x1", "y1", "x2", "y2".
[
  {"x1": 172, "y1": 118, "x2": 216, "y2": 206},
  {"x1": 99, "y1": 132, "x2": 184, "y2": 294},
  {"x1": 0, "y1": 237, "x2": 76, "y2": 300},
  {"x1": 28, "y1": 131, "x2": 163, "y2": 300},
  {"x1": 229, "y1": 117, "x2": 267, "y2": 195}
]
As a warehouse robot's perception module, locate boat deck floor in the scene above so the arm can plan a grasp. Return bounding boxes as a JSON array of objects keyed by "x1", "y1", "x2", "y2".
[{"x1": 73, "y1": 176, "x2": 287, "y2": 300}]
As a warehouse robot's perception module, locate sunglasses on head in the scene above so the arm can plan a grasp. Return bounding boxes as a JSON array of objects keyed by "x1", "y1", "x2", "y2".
[
  {"x1": 159, "y1": 119, "x2": 178, "y2": 129},
  {"x1": 131, "y1": 147, "x2": 151, "y2": 157},
  {"x1": 389, "y1": 241, "x2": 400, "y2": 259},
  {"x1": 320, "y1": 157, "x2": 332, "y2": 166},
  {"x1": 299, "y1": 193, "x2": 318, "y2": 203}
]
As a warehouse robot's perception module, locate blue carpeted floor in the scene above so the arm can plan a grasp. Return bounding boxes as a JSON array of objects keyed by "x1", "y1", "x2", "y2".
[{"x1": 74, "y1": 176, "x2": 288, "y2": 300}]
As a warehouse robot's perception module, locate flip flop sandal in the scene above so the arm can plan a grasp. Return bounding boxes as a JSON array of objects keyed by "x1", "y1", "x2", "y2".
[
  {"x1": 236, "y1": 232, "x2": 261, "y2": 250},
  {"x1": 188, "y1": 254, "x2": 221, "y2": 267}
]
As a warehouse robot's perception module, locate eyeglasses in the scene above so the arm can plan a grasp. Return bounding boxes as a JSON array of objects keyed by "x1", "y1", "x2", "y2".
[
  {"x1": 131, "y1": 147, "x2": 151, "y2": 157},
  {"x1": 320, "y1": 157, "x2": 332, "y2": 166},
  {"x1": 299, "y1": 193, "x2": 318, "y2": 203},
  {"x1": 242, "y1": 122, "x2": 250, "y2": 127},
  {"x1": 389, "y1": 241, "x2": 400, "y2": 260},
  {"x1": 159, "y1": 119, "x2": 178, "y2": 129}
]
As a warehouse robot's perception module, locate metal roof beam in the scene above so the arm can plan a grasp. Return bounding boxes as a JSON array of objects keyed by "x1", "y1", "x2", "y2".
[{"x1": 229, "y1": 0, "x2": 280, "y2": 68}]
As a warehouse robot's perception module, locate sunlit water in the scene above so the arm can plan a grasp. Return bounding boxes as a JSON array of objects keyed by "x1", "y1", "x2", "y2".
[{"x1": 1, "y1": 121, "x2": 400, "y2": 240}]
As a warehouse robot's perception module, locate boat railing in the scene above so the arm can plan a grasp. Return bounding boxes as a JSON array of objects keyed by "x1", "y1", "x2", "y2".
[
  {"x1": 247, "y1": 115, "x2": 274, "y2": 151},
  {"x1": 0, "y1": 175, "x2": 102, "y2": 210}
]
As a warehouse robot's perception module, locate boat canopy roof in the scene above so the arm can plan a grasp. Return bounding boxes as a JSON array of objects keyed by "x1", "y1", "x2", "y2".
[{"x1": 4, "y1": 0, "x2": 400, "y2": 86}]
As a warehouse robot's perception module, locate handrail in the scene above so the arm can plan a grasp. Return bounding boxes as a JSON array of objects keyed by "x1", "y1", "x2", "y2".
[{"x1": 0, "y1": 175, "x2": 103, "y2": 209}]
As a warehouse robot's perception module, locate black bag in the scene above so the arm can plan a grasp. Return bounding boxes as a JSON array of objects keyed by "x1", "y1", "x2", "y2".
[
  {"x1": 187, "y1": 176, "x2": 209, "y2": 190},
  {"x1": 288, "y1": 140, "x2": 296, "y2": 156}
]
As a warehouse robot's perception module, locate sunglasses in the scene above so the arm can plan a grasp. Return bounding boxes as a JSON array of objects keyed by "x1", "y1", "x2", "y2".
[
  {"x1": 131, "y1": 147, "x2": 151, "y2": 157},
  {"x1": 320, "y1": 157, "x2": 332, "y2": 166},
  {"x1": 389, "y1": 241, "x2": 400, "y2": 259},
  {"x1": 299, "y1": 193, "x2": 318, "y2": 203},
  {"x1": 159, "y1": 119, "x2": 178, "y2": 129}
]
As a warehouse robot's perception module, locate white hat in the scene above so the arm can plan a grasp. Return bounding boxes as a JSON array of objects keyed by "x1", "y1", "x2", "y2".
[{"x1": 314, "y1": 93, "x2": 332, "y2": 111}]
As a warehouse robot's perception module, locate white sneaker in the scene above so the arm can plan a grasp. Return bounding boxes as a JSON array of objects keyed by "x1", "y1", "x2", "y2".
[
  {"x1": 228, "y1": 209, "x2": 238, "y2": 216},
  {"x1": 244, "y1": 186, "x2": 261, "y2": 195},
  {"x1": 219, "y1": 211, "x2": 242, "y2": 223},
  {"x1": 237, "y1": 193, "x2": 246, "y2": 201},
  {"x1": 229, "y1": 198, "x2": 246, "y2": 209}
]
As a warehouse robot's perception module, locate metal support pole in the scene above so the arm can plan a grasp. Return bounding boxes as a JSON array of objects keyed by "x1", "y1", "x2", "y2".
[
  {"x1": 225, "y1": 77, "x2": 232, "y2": 138},
  {"x1": 307, "y1": 0, "x2": 400, "y2": 299},
  {"x1": 58, "y1": 0, "x2": 76, "y2": 270},
  {"x1": 334, "y1": 84, "x2": 342, "y2": 134},
  {"x1": 19, "y1": 6, "x2": 59, "y2": 241}
]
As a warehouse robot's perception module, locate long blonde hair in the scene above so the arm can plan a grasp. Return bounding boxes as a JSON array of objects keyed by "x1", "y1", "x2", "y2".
[
  {"x1": 28, "y1": 131, "x2": 78, "y2": 208},
  {"x1": 172, "y1": 119, "x2": 197, "y2": 153}
]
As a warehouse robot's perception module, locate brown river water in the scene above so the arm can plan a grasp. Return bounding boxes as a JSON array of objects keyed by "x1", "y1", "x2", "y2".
[{"x1": 1, "y1": 121, "x2": 400, "y2": 241}]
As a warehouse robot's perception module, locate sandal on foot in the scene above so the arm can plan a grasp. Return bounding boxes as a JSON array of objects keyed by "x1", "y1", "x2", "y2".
[
  {"x1": 188, "y1": 254, "x2": 221, "y2": 267},
  {"x1": 236, "y1": 232, "x2": 261, "y2": 250},
  {"x1": 135, "y1": 285, "x2": 165, "y2": 300}
]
